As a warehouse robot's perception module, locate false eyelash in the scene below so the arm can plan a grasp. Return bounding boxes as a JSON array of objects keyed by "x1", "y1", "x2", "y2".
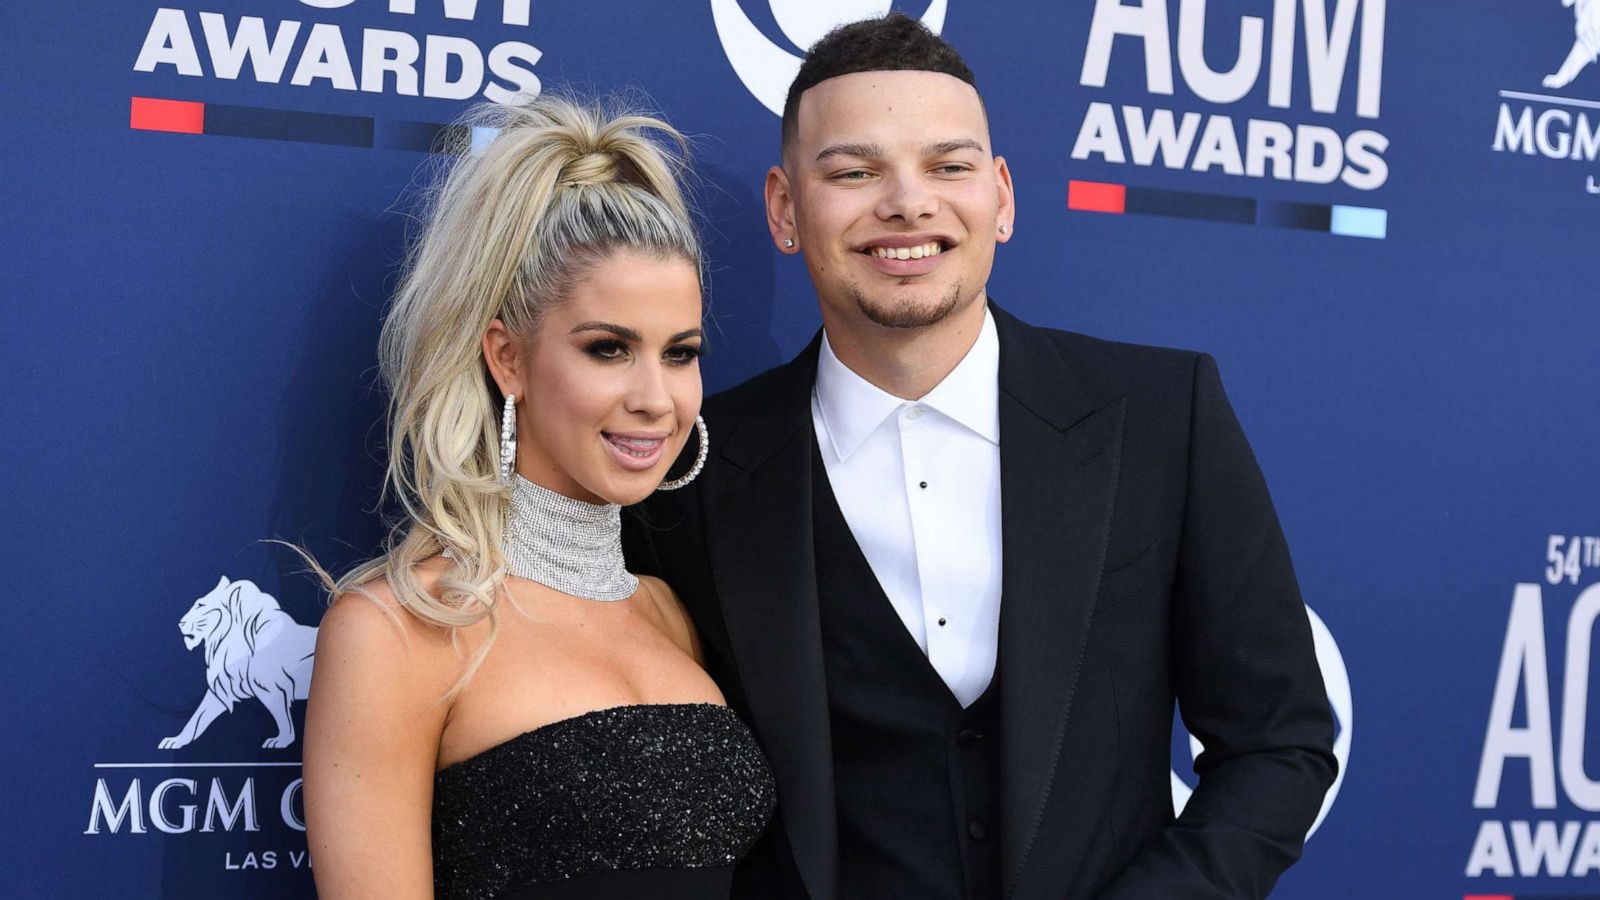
[{"x1": 583, "y1": 339, "x2": 628, "y2": 360}]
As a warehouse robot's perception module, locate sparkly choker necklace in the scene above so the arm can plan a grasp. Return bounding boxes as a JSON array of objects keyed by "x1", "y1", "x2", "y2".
[{"x1": 501, "y1": 474, "x2": 638, "y2": 601}]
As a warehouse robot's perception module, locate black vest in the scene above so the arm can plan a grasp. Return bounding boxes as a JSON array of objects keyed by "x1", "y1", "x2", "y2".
[{"x1": 813, "y1": 445, "x2": 1002, "y2": 900}]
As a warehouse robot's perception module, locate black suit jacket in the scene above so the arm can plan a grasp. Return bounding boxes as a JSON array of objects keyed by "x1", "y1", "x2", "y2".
[{"x1": 624, "y1": 303, "x2": 1337, "y2": 900}]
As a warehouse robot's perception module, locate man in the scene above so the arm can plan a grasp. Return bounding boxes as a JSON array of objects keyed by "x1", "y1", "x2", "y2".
[{"x1": 626, "y1": 14, "x2": 1336, "y2": 900}]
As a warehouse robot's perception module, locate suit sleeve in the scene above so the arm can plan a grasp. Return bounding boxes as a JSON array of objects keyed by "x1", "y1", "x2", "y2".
[
  {"x1": 1097, "y1": 353, "x2": 1338, "y2": 900},
  {"x1": 621, "y1": 502, "x2": 668, "y2": 581}
]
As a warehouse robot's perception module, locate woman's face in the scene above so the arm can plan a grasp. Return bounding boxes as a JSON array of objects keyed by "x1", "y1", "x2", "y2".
[{"x1": 486, "y1": 249, "x2": 704, "y2": 506}]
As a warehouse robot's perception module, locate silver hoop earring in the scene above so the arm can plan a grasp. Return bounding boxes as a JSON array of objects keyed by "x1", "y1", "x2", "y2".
[
  {"x1": 499, "y1": 393, "x2": 517, "y2": 485},
  {"x1": 657, "y1": 416, "x2": 709, "y2": 491},
  {"x1": 783, "y1": 238, "x2": 795, "y2": 248}
]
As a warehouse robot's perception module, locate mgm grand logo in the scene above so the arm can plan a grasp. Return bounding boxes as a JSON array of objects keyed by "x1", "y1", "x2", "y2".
[
  {"x1": 85, "y1": 577, "x2": 318, "y2": 845},
  {"x1": 1491, "y1": 0, "x2": 1600, "y2": 192}
]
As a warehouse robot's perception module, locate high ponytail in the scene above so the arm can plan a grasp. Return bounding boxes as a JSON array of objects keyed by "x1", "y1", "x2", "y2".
[{"x1": 318, "y1": 93, "x2": 702, "y2": 696}]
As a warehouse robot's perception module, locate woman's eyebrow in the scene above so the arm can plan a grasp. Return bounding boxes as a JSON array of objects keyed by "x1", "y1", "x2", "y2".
[
  {"x1": 571, "y1": 322, "x2": 704, "y2": 344},
  {"x1": 569, "y1": 321, "x2": 641, "y2": 341}
]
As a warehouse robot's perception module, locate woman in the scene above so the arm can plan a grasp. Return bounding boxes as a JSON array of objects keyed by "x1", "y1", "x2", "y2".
[{"x1": 302, "y1": 95, "x2": 774, "y2": 900}]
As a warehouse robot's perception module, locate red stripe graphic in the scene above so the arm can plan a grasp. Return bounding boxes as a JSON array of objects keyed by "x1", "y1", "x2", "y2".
[
  {"x1": 130, "y1": 97, "x2": 204, "y2": 134},
  {"x1": 1067, "y1": 180, "x2": 1127, "y2": 214},
  {"x1": 1461, "y1": 894, "x2": 1514, "y2": 900}
]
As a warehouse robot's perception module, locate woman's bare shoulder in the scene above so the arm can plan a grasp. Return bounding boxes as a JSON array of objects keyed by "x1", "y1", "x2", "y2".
[{"x1": 317, "y1": 556, "x2": 474, "y2": 682}]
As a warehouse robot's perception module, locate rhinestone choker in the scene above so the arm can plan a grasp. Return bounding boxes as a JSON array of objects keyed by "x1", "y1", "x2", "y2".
[{"x1": 501, "y1": 474, "x2": 638, "y2": 601}]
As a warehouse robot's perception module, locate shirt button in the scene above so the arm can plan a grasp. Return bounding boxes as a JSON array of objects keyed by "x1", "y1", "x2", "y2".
[
  {"x1": 937, "y1": 617, "x2": 947, "y2": 627},
  {"x1": 906, "y1": 406, "x2": 923, "y2": 420},
  {"x1": 968, "y1": 820, "x2": 988, "y2": 841},
  {"x1": 918, "y1": 481, "x2": 928, "y2": 489},
  {"x1": 958, "y1": 728, "x2": 980, "y2": 748}
]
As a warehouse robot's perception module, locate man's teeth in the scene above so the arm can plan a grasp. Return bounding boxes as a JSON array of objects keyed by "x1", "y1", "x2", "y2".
[{"x1": 867, "y1": 242, "x2": 943, "y2": 260}]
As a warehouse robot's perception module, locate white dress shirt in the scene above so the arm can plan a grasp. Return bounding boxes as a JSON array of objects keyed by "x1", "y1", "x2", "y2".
[{"x1": 811, "y1": 308, "x2": 1003, "y2": 708}]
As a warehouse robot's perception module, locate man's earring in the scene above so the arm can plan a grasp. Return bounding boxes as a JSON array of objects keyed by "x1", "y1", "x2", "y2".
[
  {"x1": 783, "y1": 238, "x2": 795, "y2": 248},
  {"x1": 999, "y1": 224, "x2": 1010, "y2": 235}
]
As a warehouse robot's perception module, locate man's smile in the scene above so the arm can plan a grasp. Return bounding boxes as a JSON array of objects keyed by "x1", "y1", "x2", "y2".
[{"x1": 854, "y1": 233, "x2": 955, "y2": 275}]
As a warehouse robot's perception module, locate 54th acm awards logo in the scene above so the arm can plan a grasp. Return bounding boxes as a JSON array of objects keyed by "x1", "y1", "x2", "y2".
[
  {"x1": 1467, "y1": 534, "x2": 1600, "y2": 881},
  {"x1": 711, "y1": 0, "x2": 948, "y2": 115},
  {"x1": 84, "y1": 576, "x2": 320, "y2": 874},
  {"x1": 1491, "y1": 0, "x2": 1600, "y2": 193}
]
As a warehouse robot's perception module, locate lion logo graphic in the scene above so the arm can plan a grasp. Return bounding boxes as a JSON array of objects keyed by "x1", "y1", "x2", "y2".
[
  {"x1": 159, "y1": 576, "x2": 318, "y2": 750},
  {"x1": 710, "y1": 0, "x2": 949, "y2": 115},
  {"x1": 1545, "y1": 0, "x2": 1600, "y2": 88}
]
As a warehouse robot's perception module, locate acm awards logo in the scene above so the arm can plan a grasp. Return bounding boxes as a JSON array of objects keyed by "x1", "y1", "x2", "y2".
[
  {"x1": 1170, "y1": 605, "x2": 1352, "y2": 842},
  {"x1": 133, "y1": 0, "x2": 543, "y2": 103},
  {"x1": 1070, "y1": 0, "x2": 1390, "y2": 192},
  {"x1": 1490, "y1": 0, "x2": 1600, "y2": 193},
  {"x1": 85, "y1": 577, "x2": 318, "y2": 874},
  {"x1": 710, "y1": 0, "x2": 949, "y2": 116}
]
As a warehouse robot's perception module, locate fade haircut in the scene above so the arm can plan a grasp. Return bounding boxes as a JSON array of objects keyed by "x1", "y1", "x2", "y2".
[{"x1": 780, "y1": 12, "x2": 979, "y2": 156}]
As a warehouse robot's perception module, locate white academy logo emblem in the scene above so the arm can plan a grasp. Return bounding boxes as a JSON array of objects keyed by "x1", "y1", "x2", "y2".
[
  {"x1": 710, "y1": 0, "x2": 949, "y2": 115},
  {"x1": 159, "y1": 576, "x2": 318, "y2": 751},
  {"x1": 1170, "y1": 604, "x2": 1352, "y2": 840},
  {"x1": 1544, "y1": 0, "x2": 1600, "y2": 89}
]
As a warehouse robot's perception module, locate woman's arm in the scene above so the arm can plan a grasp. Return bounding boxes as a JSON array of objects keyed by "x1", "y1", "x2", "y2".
[{"x1": 303, "y1": 583, "x2": 453, "y2": 899}]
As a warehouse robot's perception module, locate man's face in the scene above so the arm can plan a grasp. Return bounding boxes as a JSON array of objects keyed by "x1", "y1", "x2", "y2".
[{"x1": 768, "y1": 70, "x2": 1013, "y2": 331}]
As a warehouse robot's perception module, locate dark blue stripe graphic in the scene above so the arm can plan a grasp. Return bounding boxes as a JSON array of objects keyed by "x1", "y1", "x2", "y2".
[
  {"x1": 1258, "y1": 200, "x2": 1333, "y2": 231},
  {"x1": 1124, "y1": 187, "x2": 1255, "y2": 224},
  {"x1": 203, "y1": 104, "x2": 374, "y2": 148},
  {"x1": 380, "y1": 120, "x2": 472, "y2": 154},
  {"x1": 1073, "y1": 182, "x2": 1385, "y2": 239}
]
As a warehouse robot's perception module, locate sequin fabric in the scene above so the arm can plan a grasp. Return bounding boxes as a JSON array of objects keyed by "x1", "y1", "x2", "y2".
[{"x1": 432, "y1": 703, "x2": 776, "y2": 900}]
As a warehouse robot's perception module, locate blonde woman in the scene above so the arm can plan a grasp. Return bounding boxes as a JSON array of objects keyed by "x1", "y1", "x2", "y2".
[{"x1": 301, "y1": 96, "x2": 774, "y2": 900}]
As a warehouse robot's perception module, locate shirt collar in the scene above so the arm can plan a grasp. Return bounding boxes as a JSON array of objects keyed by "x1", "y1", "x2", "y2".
[
  {"x1": 921, "y1": 307, "x2": 1001, "y2": 444},
  {"x1": 814, "y1": 307, "x2": 1001, "y2": 461}
]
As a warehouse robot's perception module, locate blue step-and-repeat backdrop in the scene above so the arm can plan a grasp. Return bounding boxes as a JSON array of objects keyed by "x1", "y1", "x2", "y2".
[{"x1": 3, "y1": 1, "x2": 1598, "y2": 897}]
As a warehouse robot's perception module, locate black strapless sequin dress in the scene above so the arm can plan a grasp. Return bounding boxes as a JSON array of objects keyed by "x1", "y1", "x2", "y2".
[{"x1": 432, "y1": 703, "x2": 775, "y2": 900}]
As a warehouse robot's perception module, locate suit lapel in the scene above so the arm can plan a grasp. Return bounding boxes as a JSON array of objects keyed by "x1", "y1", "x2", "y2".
[
  {"x1": 991, "y1": 306, "x2": 1125, "y2": 897},
  {"x1": 704, "y1": 338, "x2": 838, "y2": 900}
]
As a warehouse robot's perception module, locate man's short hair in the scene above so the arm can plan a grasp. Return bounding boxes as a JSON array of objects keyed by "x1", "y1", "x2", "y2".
[{"x1": 780, "y1": 12, "x2": 978, "y2": 155}]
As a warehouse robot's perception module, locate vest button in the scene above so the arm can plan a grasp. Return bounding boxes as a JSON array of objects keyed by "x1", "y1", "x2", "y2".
[
  {"x1": 957, "y1": 728, "x2": 980, "y2": 748},
  {"x1": 968, "y1": 820, "x2": 988, "y2": 841}
]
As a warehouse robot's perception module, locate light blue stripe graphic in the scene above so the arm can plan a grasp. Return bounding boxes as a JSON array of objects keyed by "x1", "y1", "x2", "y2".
[
  {"x1": 1329, "y1": 205, "x2": 1387, "y2": 239},
  {"x1": 470, "y1": 126, "x2": 501, "y2": 155}
]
